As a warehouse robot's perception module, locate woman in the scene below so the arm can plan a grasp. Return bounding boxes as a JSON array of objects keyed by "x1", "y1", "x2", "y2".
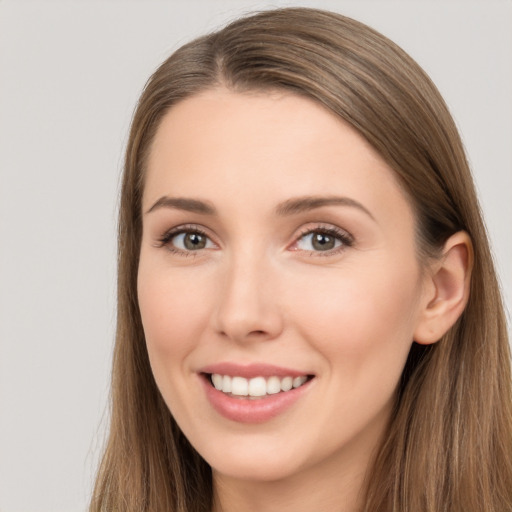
[{"x1": 90, "y1": 7, "x2": 512, "y2": 512}]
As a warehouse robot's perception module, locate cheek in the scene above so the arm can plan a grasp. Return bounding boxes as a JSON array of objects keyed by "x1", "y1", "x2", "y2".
[
  {"x1": 286, "y1": 258, "x2": 421, "y2": 372},
  {"x1": 136, "y1": 262, "x2": 220, "y2": 426},
  {"x1": 137, "y1": 264, "x2": 213, "y2": 370}
]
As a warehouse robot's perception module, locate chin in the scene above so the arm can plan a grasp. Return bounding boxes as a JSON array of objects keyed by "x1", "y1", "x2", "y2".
[
  {"x1": 199, "y1": 436, "x2": 308, "y2": 483},
  {"x1": 211, "y1": 458, "x2": 302, "y2": 483}
]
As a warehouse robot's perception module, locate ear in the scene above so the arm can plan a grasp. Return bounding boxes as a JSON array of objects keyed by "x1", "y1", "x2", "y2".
[{"x1": 414, "y1": 231, "x2": 473, "y2": 345}]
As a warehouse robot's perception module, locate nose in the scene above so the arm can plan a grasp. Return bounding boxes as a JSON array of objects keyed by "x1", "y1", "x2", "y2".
[{"x1": 212, "y1": 253, "x2": 284, "y2": 344}]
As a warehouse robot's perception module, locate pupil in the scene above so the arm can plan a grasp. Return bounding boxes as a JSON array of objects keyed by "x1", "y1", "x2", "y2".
[
  {"x1": 312, "y1": 233, "x2": 334, "y2": 251},
  {"x1": 184, "y1": 233, "x2": 206, "y2": 250}
]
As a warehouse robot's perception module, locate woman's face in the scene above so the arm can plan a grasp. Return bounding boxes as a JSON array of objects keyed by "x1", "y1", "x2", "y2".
[{"x1": 138, "y1": 88, "x2": 430, "y2": 484}]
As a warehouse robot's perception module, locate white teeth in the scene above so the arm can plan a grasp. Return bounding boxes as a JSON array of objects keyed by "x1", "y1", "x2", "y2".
[
  {"x1": 222, "y1": 375, "x2": 232, "y2": 393},
  {"x1": 210, "y1": 373, "x2": 309, "y2": 396},
  {"x1": 212, "y1": 373, "x2": 223, "y2": 390},
  {"x1": 248, "y1": 377, "x2": 267, "y2": 397},
  {"x1": 231, "y1": 376, "x2": 249, "y2": 396},
  {"x1": 266, "y1": 376, "x2": 281, "y2": 395},
  {"x1": 280, "y1": 376, "x2": 293, "y2": 392},
  {"x1": 293, "y1": 376, "x2": 307, "y2": 388}
]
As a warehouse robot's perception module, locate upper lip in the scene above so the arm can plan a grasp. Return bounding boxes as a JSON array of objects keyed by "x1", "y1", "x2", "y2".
[{"x1": 199, "y1": 362, "x2": 313, "y2": 379}]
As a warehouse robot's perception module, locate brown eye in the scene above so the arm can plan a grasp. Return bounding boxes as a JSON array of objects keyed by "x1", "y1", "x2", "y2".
[
  {"x1": 183, "y1": 232, "x2": 207, "y2": 250},
  {"x1": 166, "y1": 230, "x2": 214, "y2": 252},
  {"x1": 294, "y1": 228, "x2": 352, "y2": 254},
  {"x1": 311, "y1": 232, "x2": 336, "y2": 251}
]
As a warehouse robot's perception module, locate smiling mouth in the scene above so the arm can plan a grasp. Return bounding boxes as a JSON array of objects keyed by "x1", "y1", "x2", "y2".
[{"x1": 205, "y1": 373, "x2": 314, "y2": 398}]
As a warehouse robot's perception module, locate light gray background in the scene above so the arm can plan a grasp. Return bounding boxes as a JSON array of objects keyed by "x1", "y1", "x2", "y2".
[{"x1": 0, "y1": 1, "x2": 510, "y2": 511}]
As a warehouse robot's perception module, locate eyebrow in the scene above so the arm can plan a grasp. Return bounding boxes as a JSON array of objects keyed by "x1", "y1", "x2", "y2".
[
  {"x1": 146, "y1": 196, "x2": 217, "y2": 215},
  {"x1": 275, "y1": 195, "x2": 375, "y2": 220},
  {"x1": 145, "y1": 194, "x2": 374, "y2": 220}
]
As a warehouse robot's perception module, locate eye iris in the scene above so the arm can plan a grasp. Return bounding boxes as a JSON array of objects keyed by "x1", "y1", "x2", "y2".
[
  {"x1": 312, "y1": 232, "x2": 335, "y2": 251},
  {"x1": 184, "y1": 232, "x2": 206, "y2": 250}
]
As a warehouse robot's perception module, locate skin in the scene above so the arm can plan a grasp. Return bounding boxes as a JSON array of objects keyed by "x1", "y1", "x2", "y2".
[{"x1": 137, "y1": 88, "x2": 441, "y2": 512}]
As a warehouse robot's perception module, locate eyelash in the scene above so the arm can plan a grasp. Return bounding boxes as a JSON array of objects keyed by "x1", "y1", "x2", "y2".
[
  {"x1": 157, "y1": 224, "x2": 213, "y2": 256},
  {"x1": 293, "y1": 225, "x2": 354, "y2": 256},
  {"x1": 156, "y1": 224, "x2": 354, "y2": 257}
]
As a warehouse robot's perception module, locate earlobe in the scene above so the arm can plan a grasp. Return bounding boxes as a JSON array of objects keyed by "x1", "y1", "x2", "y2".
[{"x1": 414, "y1": 231, "x2": 473, "y2": 345}]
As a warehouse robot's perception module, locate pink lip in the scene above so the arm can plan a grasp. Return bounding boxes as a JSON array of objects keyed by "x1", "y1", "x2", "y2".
[
  {"x1": 198, "y1": 364, "x2": 314, "y2": 424},
  {"x1": 199, "y1": 362, "x2": 310, "y2": 379}
]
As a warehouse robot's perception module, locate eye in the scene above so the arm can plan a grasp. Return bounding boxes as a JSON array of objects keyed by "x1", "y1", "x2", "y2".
[
  {"x1": 172, "y1": 231, "x2": 213, "y2": 251},
  {"x1": 292, "y1": 227, "x2": 353, "y2": 254},
  {"x1": 158, "y1": 226, "x2": 216, "y2": 253}
]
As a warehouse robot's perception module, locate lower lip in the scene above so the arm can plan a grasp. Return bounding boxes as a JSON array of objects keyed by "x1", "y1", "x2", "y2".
[{"x1": 201, "y1": 375, "x2": 313, "y2": 424}]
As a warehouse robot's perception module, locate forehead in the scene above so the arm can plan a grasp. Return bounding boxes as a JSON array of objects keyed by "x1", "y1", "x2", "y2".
[{"x1": 144, "y1": 88, "x2": 413, "y2": 226}]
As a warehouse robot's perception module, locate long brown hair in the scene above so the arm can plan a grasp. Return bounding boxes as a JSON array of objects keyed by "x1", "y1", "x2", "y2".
[{"x1": 90, "y1": 8, "x2": 512, "y2": 511}]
